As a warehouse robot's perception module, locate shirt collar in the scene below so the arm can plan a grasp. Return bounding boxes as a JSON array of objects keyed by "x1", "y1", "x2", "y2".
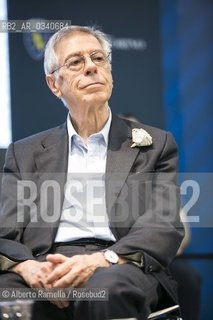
[{"x1": 67, "y1": 108, "x2": 112, "y2": 146}]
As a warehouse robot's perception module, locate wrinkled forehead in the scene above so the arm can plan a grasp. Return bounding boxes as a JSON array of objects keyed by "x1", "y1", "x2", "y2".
[{"x1": 54, "y1": 31, "x2": 104, "y2": 63}]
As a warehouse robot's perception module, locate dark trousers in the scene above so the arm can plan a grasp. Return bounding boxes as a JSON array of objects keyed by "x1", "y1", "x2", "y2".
[{"x1": 0, "y1": 244, "x2": 164, "y2": 320}]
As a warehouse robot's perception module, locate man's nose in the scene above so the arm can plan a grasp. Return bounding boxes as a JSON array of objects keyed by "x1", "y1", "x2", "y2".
[{"x1": 84, "y1": 57, "x2": 97, "y2": 75}]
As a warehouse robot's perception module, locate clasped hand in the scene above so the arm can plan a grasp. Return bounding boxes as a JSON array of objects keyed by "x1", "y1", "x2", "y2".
[{"x1": 11, "y1": 252, "x2": 110, "y2": 309}]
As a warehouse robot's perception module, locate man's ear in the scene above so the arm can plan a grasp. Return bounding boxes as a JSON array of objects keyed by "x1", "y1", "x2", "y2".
[{"x1": 46, "y1": 74, "x2": 62, "y2": 98}]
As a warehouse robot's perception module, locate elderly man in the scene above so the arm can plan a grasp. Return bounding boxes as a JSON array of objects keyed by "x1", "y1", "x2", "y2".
[{"x1": 0, "y1": 26, "x2": 183, "y2": 320}]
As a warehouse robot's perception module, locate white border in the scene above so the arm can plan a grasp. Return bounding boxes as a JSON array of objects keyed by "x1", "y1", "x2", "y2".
[{"x1": 0, "y1": 0, "x2": 12, "y2": 147}]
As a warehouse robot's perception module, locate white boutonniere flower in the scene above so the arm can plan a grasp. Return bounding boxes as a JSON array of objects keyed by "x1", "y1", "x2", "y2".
[{"x1": 131, "y1": 128, "x2": 153, "y2": 148}]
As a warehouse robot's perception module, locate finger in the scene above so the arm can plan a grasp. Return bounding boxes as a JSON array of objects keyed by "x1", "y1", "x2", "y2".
[
  {"x1": 51, "y1": 269, "x2": 77, "y2": 288},
  {"x1": 34, "y1": 272, "x2": 53, "y2": 289},
  {"x1": 37, "y1": 267, "x2": 54, "y2": 287},
  {"x1": 37, "y1": 266, "x2": 53, "y2": 283},
  {"x1": 41, "y1": 261, "x2": 54, "y2": 272},
  {"x1": 50, "y1": 300, "x2": 69, "y2": 309},
  {"x1": 46, "y1": 253, "x2": 67, "y2": 264},
  {"x1": 70, "y1": 274, "x2": 91, "y2": 288},
  {"x1": 31, "y1": 278, "x2": 45, "y2": 288},
  {"x1": 58, "y1": 300, "x2": 69, "y2": 308},
  {"x1": 52, "y1": 264, "x2": 94, "y2": 288},
  {"x1": 46, "y1": 261, "x2": 71, "y2": 284},
  {"x1": 43, "y1": 283, "x2": 53, "y2": 289}
]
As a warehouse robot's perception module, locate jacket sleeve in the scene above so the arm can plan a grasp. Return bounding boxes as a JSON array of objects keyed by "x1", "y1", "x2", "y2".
[
  {"x1": 108, "y1": 132, "x2": 184, "y2": 272},
  {"x1": 0, "y1": 143, "x2": 35, "y2": 270}
]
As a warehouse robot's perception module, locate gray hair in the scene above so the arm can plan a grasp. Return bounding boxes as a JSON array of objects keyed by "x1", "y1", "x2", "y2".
[{"x1": 44, "y1": 25, "x2": 112, "y2": 75}]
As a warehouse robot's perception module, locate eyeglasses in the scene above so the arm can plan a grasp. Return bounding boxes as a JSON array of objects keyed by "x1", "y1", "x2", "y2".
[{"x1": 50, "y1": 51, "x2": 111, "y2": 74}]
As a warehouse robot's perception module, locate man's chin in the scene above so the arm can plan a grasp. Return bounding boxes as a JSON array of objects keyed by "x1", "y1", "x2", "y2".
[{"x1": 82, "y1": 92, "x2": 111, "y2": 105}]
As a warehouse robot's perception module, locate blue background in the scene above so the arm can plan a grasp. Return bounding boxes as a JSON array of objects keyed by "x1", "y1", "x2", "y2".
[{"x1": 160, "y1": 0, "x2": 213, "y2": 318}]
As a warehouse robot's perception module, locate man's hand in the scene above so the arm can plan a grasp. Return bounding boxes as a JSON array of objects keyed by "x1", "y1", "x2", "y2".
[
  {"x1": 46, "y1": 252, "x2": 112, "y2": 288},
  {"x1": 10, "y1": 259, "x2": 54, "y2": 288},
  {"x1": 10, "y1": 259, "x2": 69, "y2": 309}
]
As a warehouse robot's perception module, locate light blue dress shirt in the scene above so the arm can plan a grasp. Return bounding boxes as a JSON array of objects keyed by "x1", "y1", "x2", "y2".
[{"x1": 55, "y1": 109, "x2": 116, "y2": 243}]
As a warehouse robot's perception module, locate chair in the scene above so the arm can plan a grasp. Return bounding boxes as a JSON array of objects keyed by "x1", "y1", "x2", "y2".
[
  {"x1": 147, "y1": 304, "x2": 182, "y2": 320},
  {"x1": 110, "y1": 304, "x2": 182, "y2": 320}
]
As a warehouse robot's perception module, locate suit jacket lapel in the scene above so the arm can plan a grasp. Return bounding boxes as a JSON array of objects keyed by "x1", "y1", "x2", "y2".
[
  {"x1": 35, "y1": 123, "x2": 68, "y2": 175},
  {"x1": 106, "y1": 115, "x2": 140, "y2": 224},
  {"x1": 34, "y1": 123, "x2": 68, "y2": 246}
]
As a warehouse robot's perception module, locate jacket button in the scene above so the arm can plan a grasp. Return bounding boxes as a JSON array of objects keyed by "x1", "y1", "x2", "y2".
[
  {"x1": 35, "y1": 253, "x2": 41, "y2": 257},
  {"x1": 148, "y1": 266, "x2": 153, "y2": 272}
]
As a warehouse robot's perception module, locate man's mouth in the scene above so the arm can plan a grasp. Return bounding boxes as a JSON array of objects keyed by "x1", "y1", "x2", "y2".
[{"x1": 81, "y1": 82, "x2": 104, "y2": 89}]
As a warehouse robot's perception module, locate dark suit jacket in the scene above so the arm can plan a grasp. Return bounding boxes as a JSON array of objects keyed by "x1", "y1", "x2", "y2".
[{"x1": 0, "y1": 114, "x2": 183, "y2": 302}]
